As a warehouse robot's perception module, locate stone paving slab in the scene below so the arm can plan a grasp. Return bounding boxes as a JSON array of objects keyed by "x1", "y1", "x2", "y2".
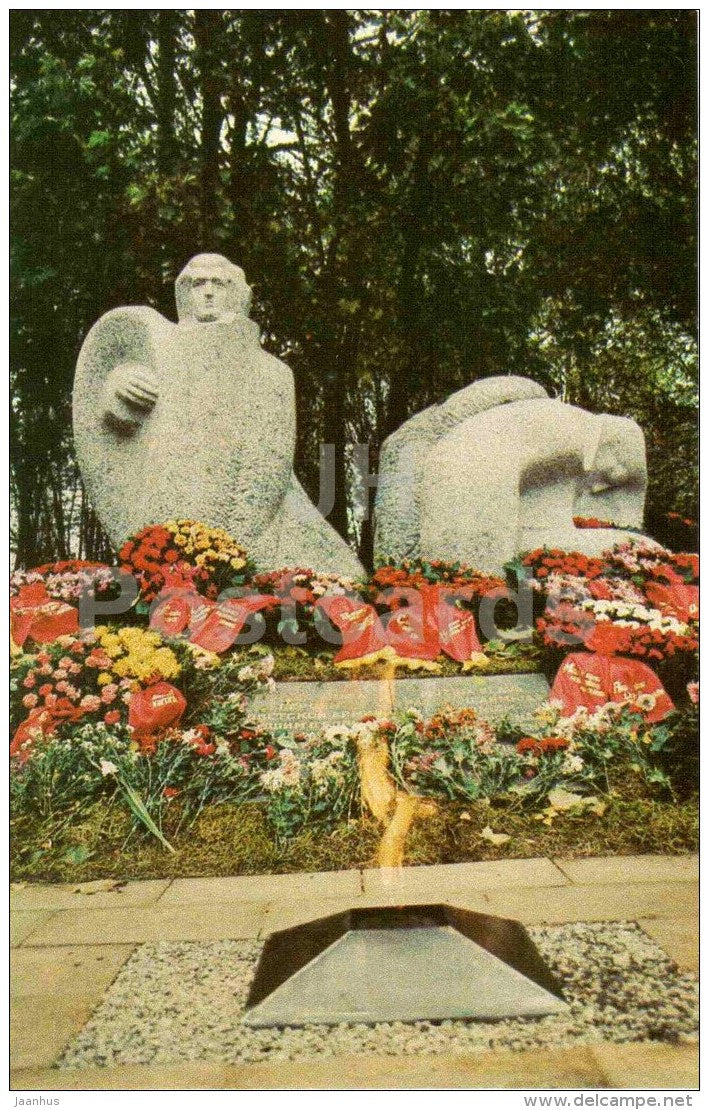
[
  {"x1": 159, "y1": 868, "x2": 362, "y2": 905},
  {"x1": 11, "y1": 1045, "x2": 608, "y2": 1090},
  {"x1": 23, "y1": 901, "x2": 269, "y2": 947},
  {"x1": 11, "y1": 944, "x2": 135, "y2": 1000},
  {"x1": 11, "y1": 910, "x2": 58, "y2": 948},
  {"x1": 554, "y1": 853, "x2": 698, "y2": 886},
  {"x1": 11, "y1": 996, "x2": 99, "y2": 1072},
  {"x1": 10, "y1": 878, "x2": 172, "y2": 911},
  {"x1": 10, "y1": 1042, "x2": 699, "y2": 1092},
  {"x1": 12, "y1": 1041, "x2": 698, "y2": 1091},
  {"x1": 481, "y1": 881, "x2": 698, "y2": 925},
  {"x1": 259, "y1": 890, "x2": 498, "y2": 933},
  {"x1": 638, "y1": 917, "x2": 699, "y2": 972},
  {"x1": 11, "y1": 1061, "x2": 242, "y2": 1091},
  {"x1": 360, "y1": 857, "x2": 568, "y2": 896},
  {"x1": 213, "y1": 1045, "x2": 607, "y2": 1090},
  {"x1": 590, "y1": 1043, "x2": 698, "y2": 1090}
]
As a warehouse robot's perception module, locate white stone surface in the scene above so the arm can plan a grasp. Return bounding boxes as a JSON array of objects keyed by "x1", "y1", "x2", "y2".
[
  {"x1": 375, "y1": 376, "x2": 652, "y2": 575},
  {"x1": 73, "y1": 254, "x2": 364, "y2": 577}
]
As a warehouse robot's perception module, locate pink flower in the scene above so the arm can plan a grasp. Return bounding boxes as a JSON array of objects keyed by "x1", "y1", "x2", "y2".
[
  {"x1": 22, "y1": 674, "x2": 36, "y2": 689},
  {"x1": 59, "y1": 656, "x2": 73, "y2": 668},
  {"x1": 22, "y1": 693, "x2": 38, "y2": 708},
  {"x1": 55, "y1": 680, "x2": 69, "y2": 693},
  {"x1": 100, "y1": 685, "x2": 118, "y2": 704},
  {"x1": 69, "y1": 663, "x2": 81, "y2": 675},
  {"x1": 80, "y1": 695, "x2": 101, "y2": 712},
  {"x1": 687, "y1": 681, "x2": 699, "y2": 705},
  {"x1": 39, "y1": 664, "x2": 52, "y2": 675},
  {"x1": 53, "y1": 668, "x2": 67, "y2": 681}
]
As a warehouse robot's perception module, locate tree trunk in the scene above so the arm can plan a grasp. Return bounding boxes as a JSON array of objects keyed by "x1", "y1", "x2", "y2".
[
  {"x1": 156, "y1": 10, "x2": 178, "y2": 175},
  {"x1": 307, "y1": 11, "x2": 364, "y2": 543},
  {"x1": 194, "y1": 10, "x2": 224, "y2": 248}
]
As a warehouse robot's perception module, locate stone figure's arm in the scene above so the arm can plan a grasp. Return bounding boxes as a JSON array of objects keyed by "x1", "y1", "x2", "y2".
[
  {"x1": 102, "y1": 361, "x2": 159, "y2": 433},
  {"x1": 433, "y1": 375, "x2": 548, "y2": 434}
]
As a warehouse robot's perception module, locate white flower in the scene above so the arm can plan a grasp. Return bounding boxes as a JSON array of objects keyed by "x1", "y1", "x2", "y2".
[
  {"x1": 562, "y1": 753, "x2": 585, "y2": 775},
  {"x1": 258, "y1": 653, "x2": 275, "y2": 678},
  {"x1": 99, "y1": 760, "x2": 118, "y2": 777},
  {"x1": 323, "y1": 725, "x2": 351, "y2": 743},
  {"x1": 633, "y1": 693, "x2": 657, "y2": 713}
]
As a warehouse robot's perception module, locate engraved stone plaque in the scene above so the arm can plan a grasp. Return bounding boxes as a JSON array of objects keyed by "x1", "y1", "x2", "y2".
[{"x1": 248, "y1": 673, "x2": 549, "y2": 735}]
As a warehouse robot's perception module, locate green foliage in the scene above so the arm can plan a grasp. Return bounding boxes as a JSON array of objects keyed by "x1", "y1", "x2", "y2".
[{"x1": 387, "y1": 702, "x2": 695, "y2": 811}]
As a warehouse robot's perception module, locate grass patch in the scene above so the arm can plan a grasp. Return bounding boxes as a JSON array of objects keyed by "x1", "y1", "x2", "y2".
[{"x1": 11, "y1": 790, "x2": 697, "y2": 885}]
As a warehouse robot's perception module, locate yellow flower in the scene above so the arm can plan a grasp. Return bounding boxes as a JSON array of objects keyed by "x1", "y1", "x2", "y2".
[
  {"x1": 174, "y1": 534, "x2": 187, "y2": 547},
  {"x1": 185, "y1": 643, "x2": 221, "y2": 670},
  {"x1": 97, "y1": 673, "x2": 113, "y2": 686},
  {"x1": 99, "y1": 638, "x2": 123, "y2": 659},
  {"x1": 231, "y1": 557, "x2": 245, "y2": 570}
]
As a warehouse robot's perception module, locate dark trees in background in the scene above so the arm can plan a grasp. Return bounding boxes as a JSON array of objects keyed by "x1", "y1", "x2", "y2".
[{"x1": 10, "y1": 10, "x2": 697, "y2": 569}]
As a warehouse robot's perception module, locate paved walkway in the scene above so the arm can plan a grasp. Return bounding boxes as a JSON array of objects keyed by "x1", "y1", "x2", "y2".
[{"x1": 11, "y1": 854, "x2": 698, "y2": 1090}]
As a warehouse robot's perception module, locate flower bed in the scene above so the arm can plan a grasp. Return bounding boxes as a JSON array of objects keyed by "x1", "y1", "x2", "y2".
[
  {"x1": 509, "y1": 539, "x2": 698, "y2": 704},
  {"x1": 10, "y1": 522, "x2": 699, "y2": 876},
  {"x1": 10, "y1": 697, "x2": 698, "y2": 880}
]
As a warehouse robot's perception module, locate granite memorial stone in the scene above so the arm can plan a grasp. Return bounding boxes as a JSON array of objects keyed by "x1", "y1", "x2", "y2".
[
  {"x1": 374, "y1": 375, "x2": 655, "y2": 575},
  {"x1": 73, "y1": 253, "x2": 364, "y2": 578}
]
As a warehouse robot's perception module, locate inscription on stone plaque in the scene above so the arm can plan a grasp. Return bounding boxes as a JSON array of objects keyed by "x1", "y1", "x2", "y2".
[
  {"x1": 392, "y1": 674, "x2": 549, "y2": 723},
  {"x1": 248, "y1": 673, "x2": 549, "y2": 735},
  {"x1": 248, "y1": 679, "x2": 393, "y2": 735}
]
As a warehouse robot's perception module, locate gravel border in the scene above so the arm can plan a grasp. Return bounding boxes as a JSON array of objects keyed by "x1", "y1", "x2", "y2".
[{"x1": 59, "y1": 922, "x2": 698, "y2": 1069}]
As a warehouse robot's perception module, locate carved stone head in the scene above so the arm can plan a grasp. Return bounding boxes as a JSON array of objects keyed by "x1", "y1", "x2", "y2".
[{"x1": 175, "y1": 253, "x2": 252, "y2": 323}]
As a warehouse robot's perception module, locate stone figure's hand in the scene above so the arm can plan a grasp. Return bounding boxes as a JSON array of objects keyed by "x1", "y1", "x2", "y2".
[
  {"x1": 102, "y1": 362, "x2": 158, "y2": 434},
  {"x1": 113, "y1": 364, "x2": 159, "y2": 411}
]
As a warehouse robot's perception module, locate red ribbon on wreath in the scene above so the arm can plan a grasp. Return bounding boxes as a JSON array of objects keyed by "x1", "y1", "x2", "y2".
[
  {"x1": 150, "y1": 588, "x2": 214, "y2": 640},
  {"x1": 549, "y1": 652, "x2": 674, "y2": 723},
  {"x1": 379, "y1": 586, "x2": 440, "y2": 666},
  {"x1": 314, "y1": 595, "x2": 391, "y2": 667},
  {"x1": 10, "y1": 584, "x2": 79, "y2": 648},
  {"x1": 189, "y1": 594, "x2": 278, "y2": 654},
  {"x1": 11, "y1": 698, "x2": 87, "y2": 761},
  {"x1": 432, "y1": 586, "x2": 486, "y2": 667},
  {"x1": 128, "y1": 681, "x2": 187, "y2": 741},
  {"x1": 644, "y1": 581, "x2": 699, "y2": 624}
]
